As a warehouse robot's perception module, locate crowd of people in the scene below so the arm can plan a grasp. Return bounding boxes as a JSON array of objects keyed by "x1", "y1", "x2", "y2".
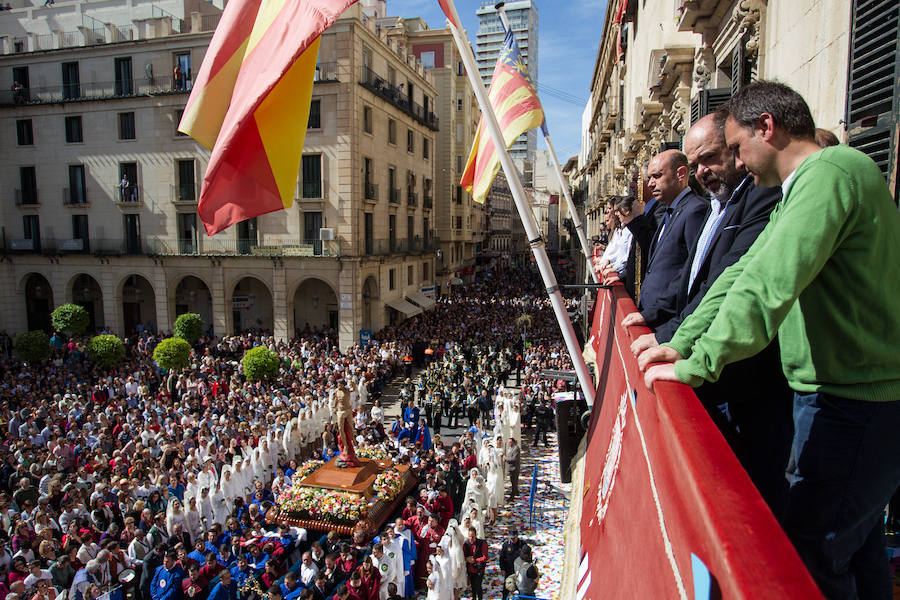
[
  {"x1": 0, "y1": 266, "x2": 577, "y2": 600},
  {"x1": 594, "y1": 81, "x2": 899, "y2": 598}
]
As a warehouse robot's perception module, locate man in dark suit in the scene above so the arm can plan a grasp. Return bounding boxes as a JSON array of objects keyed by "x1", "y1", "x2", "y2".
[
  {"x1": 629, "y1": 150, "x2": 707, "y2": 319},
  {"x1": 626, "y1": 114, "x2": 793, "y2": 518}
]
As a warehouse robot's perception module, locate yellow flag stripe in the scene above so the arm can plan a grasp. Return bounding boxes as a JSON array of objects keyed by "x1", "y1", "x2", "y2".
[
  {"x1": 247, "y1": 0, "x2": 287, "y2": 56},
  {"x1": 255, "y1": 37, "x2": 320, "y2": 207}
]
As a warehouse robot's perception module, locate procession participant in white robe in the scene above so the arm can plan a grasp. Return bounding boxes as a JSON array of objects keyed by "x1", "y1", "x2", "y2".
[
  {"x1": 425, "y1": 558, "x2": 444, "y2": 600},
  {"x1": 357, "y1": 376, "x2": 369, "y2": 407},
  {"x1": 486, "y1": 446, "x2": 504, "y2": 517},
  {"x1": 433, "y1": 545, "x2": 454, "y2": 600},
  {"x1": 197, "y1": 461, "x2": 218, "y2": 496},
  {"x1": 508, "y1": 399, "x2": 523, "y2": 448},
  {"x1": 444, "y1": 521, "x2": 467, "y2": 591},
  {"x1": 183, "y1": 496, "x2": 202, "y2": 542},
  {"x1": 240, "y1": 457, "x2": 253, "y2": 499},
  {"x1": 198, "y1": 487, "x2": 215, "y2": 529},
  {"x1": 477, "y1": 440, "x2": 492, "y2": 473},
  {"x1": 384, "y1": 529, "x2": 408, "y2": 598},
  {"x1": 165, "y1": 499, "x2": 187, "y2": 537},
  {"x1": 371, "y1": 543, "x2": 398, "y2": 600},
  {"x1": 283, "y1": 419, "x2": 296, "y2": 462},
  {"x1": 460, "y1": 469, "x2": 488, "y2": 522},
  {"x1": 210, "y1": 484, "x2": 231, "y2": 526},
  {"x1": 462, "y1": 510, "x2": 485, "y2": 542}
]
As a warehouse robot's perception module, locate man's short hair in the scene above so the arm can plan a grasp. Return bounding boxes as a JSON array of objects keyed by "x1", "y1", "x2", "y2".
[{"x1": 717, "y1": 80, "x2": 815, "y2": 140}]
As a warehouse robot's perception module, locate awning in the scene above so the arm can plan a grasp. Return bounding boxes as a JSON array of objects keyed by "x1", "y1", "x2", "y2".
[
  {"x1": 406, "y1": 291, "x2": 436, "y2": 310},
  {"x1": 385, "y1": 298, "x2": 422, "y2": 317}
]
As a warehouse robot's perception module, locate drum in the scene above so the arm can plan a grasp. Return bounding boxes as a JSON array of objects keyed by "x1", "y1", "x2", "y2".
[{"x1": 117, "y1": 568, "x2": 136, "y2": 585}]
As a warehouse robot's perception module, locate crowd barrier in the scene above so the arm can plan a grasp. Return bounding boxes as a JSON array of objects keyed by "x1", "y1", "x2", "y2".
[{"x1": 567, "y1": 284, "x2": 822, "y2": 599}]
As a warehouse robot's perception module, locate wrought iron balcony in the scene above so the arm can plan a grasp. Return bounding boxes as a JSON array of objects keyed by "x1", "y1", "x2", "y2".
[{"x1": 358, "y1": 67, "x2": 439, "y2": 131}]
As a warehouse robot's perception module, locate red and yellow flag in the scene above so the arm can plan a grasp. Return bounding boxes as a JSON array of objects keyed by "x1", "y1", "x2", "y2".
[
  {"x1": 179, "y1": 0, "x2": 356, "y2": 236},
  {"x1": 460, "y1": 27, "x2": 545, "y2": 203}
]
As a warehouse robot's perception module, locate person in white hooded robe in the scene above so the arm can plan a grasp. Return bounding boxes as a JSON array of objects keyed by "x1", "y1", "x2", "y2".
[
  {"x1": 165, "y1": 499, "x2": 187, "y2": 537},
  {"x1": 460, "y1": 469, "x2": 488, "y2": 522},
  {"x1": 433, "y1": 543, "x2": 453, "y2": 599},
  {"x1": 183, "y1": 496, "x2": 202, "y2": 541},
  {"x1": 444, "y1": 521, "x2": 467, "y2": 592}
]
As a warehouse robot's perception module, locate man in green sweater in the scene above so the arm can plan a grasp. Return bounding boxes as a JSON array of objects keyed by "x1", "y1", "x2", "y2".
[{"x1": 637, "y1": 81, "x2": 900, "y2": 598}]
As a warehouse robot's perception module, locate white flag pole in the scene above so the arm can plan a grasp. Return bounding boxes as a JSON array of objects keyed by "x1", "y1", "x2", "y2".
[
  {"x1": 442, "y1": 0, "x2": 595, "y2": 406},
  {"x1": 541, "y1": 132, "x2": 600, "y2": 284},
  {"x1": 491, "y1": 8, "x2": 599, "y2": 285}
]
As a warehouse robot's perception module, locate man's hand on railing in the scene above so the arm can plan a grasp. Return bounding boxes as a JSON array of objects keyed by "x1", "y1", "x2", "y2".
[
  {"x1": 621, "y1": 312, "x2": 646, "y2": 328},
  {"x1": 630, "y1": 333, "x2": 658, "y2": 356},
  {"x1": 601, "y1": 268, "x2": 621, "y2": 285},
  {"x1": 644, "y1": 363, "x2": 680, "y2": 390},
  {"x1": 636, "y1": 345, "x2": 682, "y2": 372}
]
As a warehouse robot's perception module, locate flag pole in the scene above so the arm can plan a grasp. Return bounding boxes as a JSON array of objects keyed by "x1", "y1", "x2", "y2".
[
  {"x1": 541, "y1": 132, "x2": 600, "y2": 284},
  {"x1": 442, "y1": 0, "x2": 596, "y2": 406},
  {"x1": 491, "y1": 8, "x2": 599, "y2": 286}
]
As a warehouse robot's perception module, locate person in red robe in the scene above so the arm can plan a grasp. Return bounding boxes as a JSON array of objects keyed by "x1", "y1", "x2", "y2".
[
  {"x1": 426, "y1": 486, "x2": 454, "y2": 530},
  {"x1": 414, "y1": 515, "x2": 445, "y2": 589},
  {"x1": 357, "y1": 558, "x2": 381, "y2": 600},
  {"x1": 400, "y1": 497, "x2": 418, "y2": 522}
]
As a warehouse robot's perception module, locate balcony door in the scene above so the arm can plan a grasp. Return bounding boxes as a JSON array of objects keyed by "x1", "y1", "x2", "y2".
[
  {"x1": 304, "y1": 211, "x2": 322, "y2": 255},
  {"x1": 237, "y1": 217, "x2": 258, "y2": 254},
  {"x1": 114, "y1": 57, "x2": 133, "y2": 96},
  {"x1": 62, "y1": 62, "x2": 80, "y2": 100}
]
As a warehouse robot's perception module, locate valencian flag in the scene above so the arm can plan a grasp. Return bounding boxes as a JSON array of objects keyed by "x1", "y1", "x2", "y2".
[
  {"x1": 179, "y1": 0, "x2": 357, "y2": 236},
  {"x1": 459, "y1": 27, "x2": 546, "y2": 203}
]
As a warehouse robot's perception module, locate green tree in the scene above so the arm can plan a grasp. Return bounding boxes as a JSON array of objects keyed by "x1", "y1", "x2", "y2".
[
  {"x1": 51, "y1": 303, "x2": 90, "y2": 335},
  {"x1": 14, "y1": 330, "x2": 50, "y2": 364},
  {"x1": 173, "y1": 313, "x2": 205, "y2": 343},
  {"x1": 153, "y1": 337, "x2": 191, "y2": 371},
  {"x1": 242, "y1": 346, "x2": 280, "y2": 381},
  {"x1": 87, "y1": 334, "x2": 125, "y2": 368}
]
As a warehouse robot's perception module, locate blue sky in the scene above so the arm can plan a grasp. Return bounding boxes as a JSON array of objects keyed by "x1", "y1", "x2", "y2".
[{"x1": 385, "y1": 0, "x2": 607, "y2": 161}]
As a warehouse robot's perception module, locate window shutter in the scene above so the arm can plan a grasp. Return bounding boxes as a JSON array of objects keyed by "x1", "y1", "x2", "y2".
[{"x1": 846, "y1": 0, "x2": 899, "y2": 196}]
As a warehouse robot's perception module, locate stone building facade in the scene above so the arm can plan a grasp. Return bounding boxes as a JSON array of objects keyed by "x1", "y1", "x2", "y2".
[
  {"x1": 577, "y1": 0, "x2": 898, "y2": 240},
  {"x1": 0, "y1": 0, "x2": 452, "y2": 350}
]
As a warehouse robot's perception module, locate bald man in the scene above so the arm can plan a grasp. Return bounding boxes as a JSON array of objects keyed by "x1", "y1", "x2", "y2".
[
  {"x1": 624, "y1": 114, "x2": 792, "y2": 518},
  {"x1": 632, "y1": 149, "x2": 706, "y2": 318}
]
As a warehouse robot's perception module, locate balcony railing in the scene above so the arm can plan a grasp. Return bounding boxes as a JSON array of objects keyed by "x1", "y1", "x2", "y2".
[
  {"x1": 300, "y1": 180, "x2": 323, "y2": 199},
  {"x1": 314, "y1": 62, "x2": 339, "y2": 83},
  {"x1": 365, "y1": 237, "x2": 441, "y2": 255},
  {"x1": 15, "y1": 188, "x2": 39, "y2": 206},
  {"x1": 364, "y1": 182, "x2": 379, "y2": 200},
  {"x1": 358, "y1": 67, "x2": 439, "y2": 131},
  {"x1": 424, "y1": 194, "x2": 433, "y2": 209},
  {"x1": 172, "y1": 183, "x2": 199, "y2": 203},
  {"x1": 114, "y1": 184, "x2": 141, "y2": 204},
  {"x1": 389, "y1": 188, "x2": 401, "y2": 204},
  {"x1": 145, "y1": 237, "x2": 341, "y2": 257},
  {"x1": 1, "y1": 76, "x2": 192, "y2": 106},
  {"x1": 407, "y1": 191, "x2": 418, "y2": 206},
  {"x1": 63, "y1": 188, "x2": 89, "y2": 206}
]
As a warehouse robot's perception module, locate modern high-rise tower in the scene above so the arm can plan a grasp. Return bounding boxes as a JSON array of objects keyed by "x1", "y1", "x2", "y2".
[{"x1": 475, "y1": 0, "x2": 538, "y2": 180}]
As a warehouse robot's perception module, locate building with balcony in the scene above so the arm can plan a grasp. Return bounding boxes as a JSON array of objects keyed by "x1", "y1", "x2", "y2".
[
  {"x1": 0, "y1": 0, "x2": 442, "y2": 349},
  {"x1": 404, "y1": 19, "x2": 485, "y2": 286},
  {"x1": 578, "y1": 0, "x2": 898, "y2": 242}
]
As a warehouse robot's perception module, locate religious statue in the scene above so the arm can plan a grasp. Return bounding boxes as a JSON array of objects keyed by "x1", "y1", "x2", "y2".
[{"x1": 330, "y1": 380, "x2": 360, "y2": 467}]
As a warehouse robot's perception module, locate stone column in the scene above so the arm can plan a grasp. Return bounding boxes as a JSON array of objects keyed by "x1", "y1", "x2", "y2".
[
  {"x1": 100, "y1": 267, "x2": 119, "y2": 334},
  {"x1": 272, "y1": 261, "x2": 288, "y2": 341},
  {"x1": 211, "y1": 261, "x2": 228, "y2": 336},
  {"x1": 152, "y1": 265, "x2": 170, "y2": 333},
  {"x1": 338, "y1": 259, "x2": 358, "y2": 351}
]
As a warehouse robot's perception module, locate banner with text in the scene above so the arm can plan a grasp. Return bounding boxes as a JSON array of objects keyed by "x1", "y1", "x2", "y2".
[{"x1": 575, "y1": 285, "x2": 821, "y2": 599}]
